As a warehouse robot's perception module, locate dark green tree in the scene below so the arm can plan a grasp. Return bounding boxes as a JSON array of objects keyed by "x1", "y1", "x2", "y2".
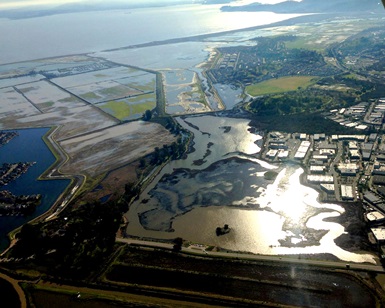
[{"x1": 143, "y1": 109, "x2": 152, "y2": 121}]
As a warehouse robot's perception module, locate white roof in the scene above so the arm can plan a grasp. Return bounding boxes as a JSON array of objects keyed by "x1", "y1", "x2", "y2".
[
  {"x1": 307, "y1": 175, "x2": 334, "y2": 183},
  {"x1": 341, "y1": 185, "x2": 354, "y2": 199},
  {"x1": 320, "y1": 184, "x2": 335, "y2": 192},
  {"x1": 366, "y1": 211, "x2": 385, "y2": 222},
  {"x1": 356, "y1": 125, "x2": 368, "y2": 130},
  {"x1": 278, "y1": 150, "x2": 289, "y2": 158},
  {"x1": 371, "y1": 228, "x2": 385, "y2": 241},
  {"x1": 310, "y1": 166, "x2": 325, "y2": 171},
  {"x1": 320, "y1": 149, "x2": 335, "y2": 155},
  {"x1": 266, "y1": 149, "x2": 278, "y2": 157}
]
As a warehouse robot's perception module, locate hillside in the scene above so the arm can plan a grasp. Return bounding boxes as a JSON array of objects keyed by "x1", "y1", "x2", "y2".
[{"x1": 221, "y1": 0, "x2": 382, "y2": 13}]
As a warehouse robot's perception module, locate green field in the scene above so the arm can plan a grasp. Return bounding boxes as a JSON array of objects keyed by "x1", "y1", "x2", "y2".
[
  {"x1": 246, "y1": 76, "x2": 317, "y2": 96},
  {"x1": 99, "y1": 96, "x2": 156, "y2": 121}
]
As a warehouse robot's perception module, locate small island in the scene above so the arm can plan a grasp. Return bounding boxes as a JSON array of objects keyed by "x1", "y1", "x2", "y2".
[
  {"x1": 0, "y1": 131, "x2": 18, "y2": 147},
  {"x1": 216, "y1": 224, "x2": 231, "y2": 236},
  {"x1": 0, "y1": 162, "x2": 35, "y2": 186}
]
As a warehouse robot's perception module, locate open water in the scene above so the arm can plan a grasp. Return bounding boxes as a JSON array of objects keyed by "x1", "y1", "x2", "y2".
[
  {"x1": 0, "y1": 128, "x2": 70, "y2": 251},
  {"x1": 0, "y1": 4, "x2": 300, "y2": 64},
  {"x1": 126, "y1": 116, "x2": 377, "y2": 264}
]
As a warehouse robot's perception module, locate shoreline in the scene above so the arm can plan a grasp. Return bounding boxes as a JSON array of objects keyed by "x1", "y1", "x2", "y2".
[
  {"x1": 1, "y1": 126, "x2": 78, "y2": 255},
  {"x1": 0, "y1": 13, "x2": 334, "y2": 67},
  {"x1": 101, "y1": 13, "x2": 330, "y2": 53}
]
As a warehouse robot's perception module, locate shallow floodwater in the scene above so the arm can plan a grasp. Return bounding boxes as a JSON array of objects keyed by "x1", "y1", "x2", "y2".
[
  {"x1": 214, "y1": 84, "x2": 243, "y2": 109},
  {"x1": 126, "y1": 115, "x2": 377, "y2": 264}
]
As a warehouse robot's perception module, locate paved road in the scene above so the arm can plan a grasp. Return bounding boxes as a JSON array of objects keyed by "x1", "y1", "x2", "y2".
[
  {"x1": 117, "y1": 237, "x2": 385, "y2": 273},
  {"x1": 0, "y1": 272, "x2": 27, "y2": 308}
]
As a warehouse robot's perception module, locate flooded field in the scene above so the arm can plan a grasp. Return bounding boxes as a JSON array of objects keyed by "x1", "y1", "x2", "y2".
[
  {"x1": 126, "y1": 115, "x2": 377, "y2": 264},
  {"x1": 60, "y1": 121, "x2": 176, "y2": 177},
  {"x1": 0, "y1": 56, "x2": 175, "y2": 181},
  {"x1": 163, "y1": 69, "x2": 210, "y2": 115},
  {"x1": 0, "y1": 87, "x2": 40, "y2": 118},
  {"x1": 16, "y1": 80, "x2": 86, "y2": 112},
  {"x1": 213, "y1": 83, "x2": 243, "y2": 110}
]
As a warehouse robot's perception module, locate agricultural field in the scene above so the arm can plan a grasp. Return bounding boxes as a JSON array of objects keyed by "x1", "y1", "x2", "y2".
[
  {"x1": 0, "y1": 56, "x2": 174, "y2": 186},
  {"x1": 16, "y1": 80, "x2": 86, "y2": 113},
  {"x1": 60, "y1": 121, "x2": 177, "y2": 178},
  {"x1": 0, "y1": 87, "x2": 40, "y2": 118},
  {"x1": 50, "y1": 66, "x2": 157, "y2": 120},
  {"x1": 246, "y1": 76, "x2": 317, "y2": 96},
  {"x1": 98, "y1": 93, "x2": 156, "y2": 121}
]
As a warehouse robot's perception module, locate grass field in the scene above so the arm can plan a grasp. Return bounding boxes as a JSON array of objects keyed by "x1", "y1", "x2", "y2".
[
  {"x1": 99, "y1": 94, "x2": 156, "y2": 120},
  {"x1": 246, "y1": 76, "x2": 317, "y2": 96}
]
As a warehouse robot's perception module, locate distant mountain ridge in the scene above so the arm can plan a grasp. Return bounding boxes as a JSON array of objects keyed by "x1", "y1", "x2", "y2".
[
  {"x1": 221, "y1": 0, "x2": 382, "y2": 13},
  {"x1": 0, "y1": 0, "x2": 194, "y2": 20}
]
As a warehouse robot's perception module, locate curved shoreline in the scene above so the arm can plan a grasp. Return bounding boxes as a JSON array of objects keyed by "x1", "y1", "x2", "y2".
[
  {"x1": 101, "y1": 13, "x2": 327, "y2": 53},
  {"x1": 2, "y1": 126, "x2": 82, "y2": 255}
]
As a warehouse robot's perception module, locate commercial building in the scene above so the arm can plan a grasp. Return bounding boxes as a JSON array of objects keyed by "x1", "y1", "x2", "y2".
[
  {"x1": 370, "y1": 228, "x2": 385, "y2": 245},
  {"x1": 365, "y1": 211, "x2": 385, "y2": 225},
  {"x1": 310, "y1": 166, "x2": 325, "y2": 174},
  {"x1": 266, "y1": 149, "x2": 278, "y2": 159},
  {"x1": 364, "y1": 191, "x2": 382, "y2": 205},
  {"x1": 307, "y1": 175, "x2": 334, "y2": 183},
  {"x1": 320, "y1": 183, "x2": 335, "y2": 194},
  {"x1": 337, "y1": 163, "x2": 359, "y2": 176},
  {"x1": 277, "y1": 150, "x2": 289, "y2": 159},
  {"x1": 341, "y1": 185, "x2": 354, "y2": 200},
  {"x1": 294, "y1": 141, "x2": 310, "y2": 160}
]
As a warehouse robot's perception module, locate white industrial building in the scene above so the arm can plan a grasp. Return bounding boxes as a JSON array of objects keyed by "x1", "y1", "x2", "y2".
[
  {"x1": 320, "y1": 183, "x2": 335, "y2": 194},
  {"x1": 310, "y1": 166, "x2": 325, "y2": 174},
  {"x1": 366, "y1": 211, "x2": 385, "y2": 225},
  {"x1": 338, "y1": 163, "x2": 359, "y2": 176},
  {"x1": 266, "y1": 149, "x2": 278, "y2": 159},
  {"x1": 371, "y1": 228, "x2": 385, "y2": 245},
  {"x1": 277, "y1": 150, "x2": 289, "y2": 159},
  {"x1": 341, "y1": 185, "x2": 354, "y2": 200},
  {"x1": 294, "y1": 141, "x2": 310, "y2": 160},
  {"x1": 307, "y1": 175, "x2": 334, "y2": 183}
]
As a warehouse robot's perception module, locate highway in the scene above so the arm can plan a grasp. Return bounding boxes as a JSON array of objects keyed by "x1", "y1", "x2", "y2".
[{"x1": 116, "y1": 237, "x2": 385, "y2": 273}]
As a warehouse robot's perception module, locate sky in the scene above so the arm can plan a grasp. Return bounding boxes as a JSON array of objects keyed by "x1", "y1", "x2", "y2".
[
  {"x1": 0, "y1": 0, "x2": 80, "y2": 9},
  {"x1": 0, "y1": 0, "x2": 290, "y2": 10}
]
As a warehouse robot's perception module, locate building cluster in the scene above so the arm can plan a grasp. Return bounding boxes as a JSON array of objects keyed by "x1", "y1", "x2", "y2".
[
  {"x1": 0, "y1": 131, "x2": 18, "y2": 147},
  {"x1": 262, "y1": 129, "x2": 385, "y2": 260},
  {"x1": 0, "y1": 162, "x2": 35, "y2": 187},
  {"x1": 217, "y1": 52, "x2": 239, "y2": 71},
  {"x1": 326, "y1": 99, "x2": 385, "y2": 131},
  {"x1": 0, "y1": 190, "x2": 41, "y2": 216}
]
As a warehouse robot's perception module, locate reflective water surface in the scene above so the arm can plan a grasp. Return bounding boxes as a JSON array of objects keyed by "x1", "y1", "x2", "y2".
[{"x1": 126, "y1": 116, "x2": 377, "y2": 264}]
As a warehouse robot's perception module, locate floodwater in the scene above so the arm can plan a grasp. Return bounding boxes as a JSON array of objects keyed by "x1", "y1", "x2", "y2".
[{"x1": 126, "y1": 115, "x2": 377, "y2": 264}]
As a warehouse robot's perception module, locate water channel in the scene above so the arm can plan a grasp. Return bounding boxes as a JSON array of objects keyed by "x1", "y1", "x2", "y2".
[{"x1": 125, "y1": 115, "x2": 377, "y2": 264}]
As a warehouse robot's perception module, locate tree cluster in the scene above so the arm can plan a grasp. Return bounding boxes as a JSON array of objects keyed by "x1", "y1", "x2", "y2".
[
  {"x1": 248, "y1": 87, "x2": 355, "y2": 117},
  {"x1": 10, "y1": 199, "x2": 129, "y2": 279}
]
